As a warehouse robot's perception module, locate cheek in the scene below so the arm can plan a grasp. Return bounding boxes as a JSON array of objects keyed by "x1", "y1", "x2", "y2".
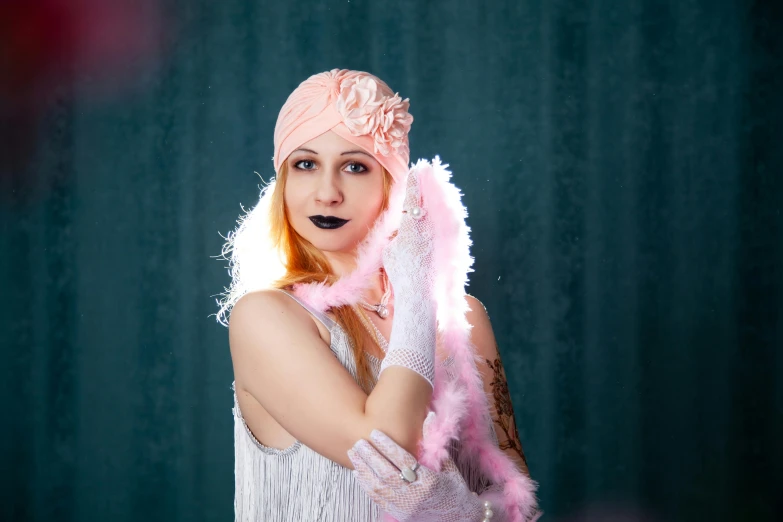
[
  {"x1": 283, "y1": 182, "x2": 305, "y2": 215},
  {"x1": 367, "y1": 184, "x2": 384, "y2": 210},
  {"x1": 365, "y1": 172, "x2": 385, "y2": 205},
  {"x1": 355, "y1": 179, "x2": 384, "y2": 219}
]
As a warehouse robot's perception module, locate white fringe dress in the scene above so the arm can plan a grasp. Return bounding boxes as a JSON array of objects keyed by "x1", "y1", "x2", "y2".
[{"x1": 232, "y1": 290, "x2": 496, "y2": 521}]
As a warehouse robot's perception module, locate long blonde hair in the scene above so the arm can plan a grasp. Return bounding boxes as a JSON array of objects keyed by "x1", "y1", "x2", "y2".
[{"x1": 268, "y1": 162, "x2": 394, "y2": 393}]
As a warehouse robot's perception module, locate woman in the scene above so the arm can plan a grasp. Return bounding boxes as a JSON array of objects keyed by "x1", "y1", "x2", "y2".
[{"x1": 217, "y1": 69, "x2": 540, "y2": 521}]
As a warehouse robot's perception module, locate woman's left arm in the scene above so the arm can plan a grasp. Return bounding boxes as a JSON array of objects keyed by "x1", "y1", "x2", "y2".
[
  {"x1": 347, "y1": 296, "x2": 536, "y2": 521},
  {"x1": 465, "y1": 295, "x2": 531, "y2": 478}
]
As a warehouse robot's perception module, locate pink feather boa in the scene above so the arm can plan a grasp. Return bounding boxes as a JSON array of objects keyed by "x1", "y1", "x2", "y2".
[{"x1": 292, "y1": 158, "x2": 540, "y2": 521}]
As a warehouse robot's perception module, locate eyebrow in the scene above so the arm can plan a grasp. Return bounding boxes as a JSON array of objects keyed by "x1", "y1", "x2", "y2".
[{"x1": 291, "y1": 148, "x2": 373, "y2": 158}]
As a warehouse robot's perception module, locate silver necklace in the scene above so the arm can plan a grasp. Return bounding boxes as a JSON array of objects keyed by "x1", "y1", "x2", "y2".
[{"x1": 358, "y1": 269, "x2": 391, "y2": 319}]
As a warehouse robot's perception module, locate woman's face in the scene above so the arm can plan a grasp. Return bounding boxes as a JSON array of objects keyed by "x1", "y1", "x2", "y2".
[{"x1": 283, "y1": 130, "x2": 385, "y2": 254}]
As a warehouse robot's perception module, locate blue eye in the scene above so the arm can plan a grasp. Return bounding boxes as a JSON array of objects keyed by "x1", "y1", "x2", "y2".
[
  {"x1": 294, "y1": 160, "x2": 316, "y2": 170},
  {"x1": 346, "y1": 162, "x2": 368, "y2": 174}
]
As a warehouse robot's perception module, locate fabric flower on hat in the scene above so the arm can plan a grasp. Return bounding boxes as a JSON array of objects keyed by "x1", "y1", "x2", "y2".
[{"x1": 335, "y1": 75, "x2": 413, "y2": 157}]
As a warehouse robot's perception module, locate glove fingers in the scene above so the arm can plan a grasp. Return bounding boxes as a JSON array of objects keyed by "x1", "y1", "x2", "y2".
[
  {"x1": 348, "y1": 446, "x2": 379, "y2": 480},
  {"x1": 402, "y1": 165, "x2": 422, "y2": 210},
  {"x1": 353, "y1": 438, "x2": 401, "y2": 484},
  {"x1": 349, "y1": 447, "x2": 395, "y2": 504},
  {"x1": 369, "y1": 429, "x2": 419, "y2": 473}
]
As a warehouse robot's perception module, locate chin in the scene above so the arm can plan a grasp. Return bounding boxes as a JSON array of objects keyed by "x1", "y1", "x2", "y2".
[{"x1": 306, "y1": 232, "x2": 362, "y2": 254}]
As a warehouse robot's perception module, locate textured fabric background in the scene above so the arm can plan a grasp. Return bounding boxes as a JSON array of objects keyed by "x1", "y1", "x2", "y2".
[{"x1": 1, "y1": 1, "x2": 780, "y2": 521}]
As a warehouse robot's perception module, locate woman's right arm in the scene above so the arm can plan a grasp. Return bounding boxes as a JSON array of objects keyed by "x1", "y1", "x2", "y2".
[{"x1": 229, "y1": 289, "x2": 432, "y2": 470}]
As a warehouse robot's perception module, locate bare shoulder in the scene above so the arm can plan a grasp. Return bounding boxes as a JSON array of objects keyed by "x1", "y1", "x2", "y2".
[
  {"x1": 230, "y1": 288, "x2": 296, "y2": 317},
  {"x1": 464, "y1": 294, "x2": 489, "y2": 321},
  {"x1": 228, "y1": 290, "x2": 324, "y2": 377},
  {"x1": 230, "y1": 289, "x2": 310, "y2": 336},
  {"x1": 464, "y1": 294, "x2": 500, "y2": 361}
]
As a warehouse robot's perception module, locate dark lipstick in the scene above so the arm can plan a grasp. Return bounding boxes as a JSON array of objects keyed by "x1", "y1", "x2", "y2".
[{"x1": 309, "y1": 215, "x2": 349, "y2": 230}]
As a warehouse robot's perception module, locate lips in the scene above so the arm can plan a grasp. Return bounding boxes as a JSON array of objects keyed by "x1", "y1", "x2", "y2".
[{"x1": 309, "y1": 215, "x2": 350, "y2": 230}]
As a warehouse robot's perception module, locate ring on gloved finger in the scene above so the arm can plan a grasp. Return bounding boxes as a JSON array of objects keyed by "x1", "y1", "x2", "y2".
[
  {"x1": 410, "y1": 206, "x2": 425, "y2": 219},
  {"x1": 399, "y1": 461, "x2": 420, "y2": 483},
  {"x1": 403, "y1": 206, "x2": 426, "y2": 219}
]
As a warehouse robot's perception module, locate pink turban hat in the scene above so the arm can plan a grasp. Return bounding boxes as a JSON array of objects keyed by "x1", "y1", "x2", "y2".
[{"x1": 273, "y1": 69, "x2": 413, "y2": 183}]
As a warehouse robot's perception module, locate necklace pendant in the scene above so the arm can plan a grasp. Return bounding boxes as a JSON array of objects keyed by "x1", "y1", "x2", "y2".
[{"x1": 377, "y1": 305, "x2": 389, "y2": 319}]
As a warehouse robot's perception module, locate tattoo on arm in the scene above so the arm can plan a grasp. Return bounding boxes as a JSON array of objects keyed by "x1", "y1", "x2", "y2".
[{"x1": 485, "y1": 354, "x2": 528, "y2": 472}]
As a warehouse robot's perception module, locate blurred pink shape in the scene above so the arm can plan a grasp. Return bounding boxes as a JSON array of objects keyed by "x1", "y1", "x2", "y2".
[
  {"x1": 1, "y1": 0, "x2": 165, "y2": 101},
  {"x1": 0, "y1": 0, "x2": 169, "y2": 197}
]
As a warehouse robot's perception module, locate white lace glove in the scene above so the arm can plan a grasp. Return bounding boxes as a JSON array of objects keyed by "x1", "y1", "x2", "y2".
[
  {"x1": 348, "y1": 412, "x2": 508, "y2": 522},
  {"x1": 380, "y1": 165, "x2": 437, "y2": 387}
]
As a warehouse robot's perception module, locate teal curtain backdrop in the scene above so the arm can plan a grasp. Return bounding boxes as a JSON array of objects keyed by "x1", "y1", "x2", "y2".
[{"x1": 1, "y1": 1, "x2": 780, "y2": 521}]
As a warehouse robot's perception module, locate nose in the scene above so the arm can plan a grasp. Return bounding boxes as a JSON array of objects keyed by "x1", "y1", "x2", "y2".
[{"x1": 314, "y1": 169, "x2": 343, "y2": 206}]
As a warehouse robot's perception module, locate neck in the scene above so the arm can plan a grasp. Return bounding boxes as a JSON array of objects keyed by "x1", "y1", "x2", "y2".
[
  {"x1": 322, "y1": 250, "x2": 357, "y2": 278},
  {"x1": 322, "y1": 249, "x2": 386, "y2": 304}
]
